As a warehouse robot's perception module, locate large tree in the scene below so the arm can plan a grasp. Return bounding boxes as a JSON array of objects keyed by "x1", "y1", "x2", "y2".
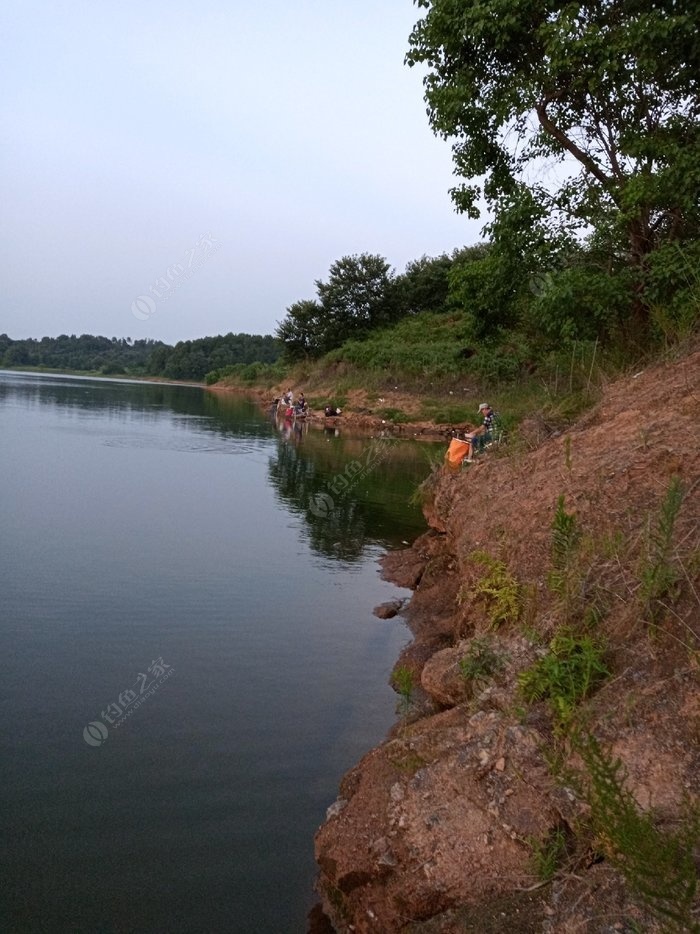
[
  {"x1": 316, "y1": 253, "x2": 397, "y2": 351},
  {"x1": 276, "y1": 254, "x2": 397, "y2": 358},
  {"x1": 406, "y1": 0, "x2": 700, "y2": 330},
  {"x1": 275, "y1": 299, "x2": 324, "y2": 360}
]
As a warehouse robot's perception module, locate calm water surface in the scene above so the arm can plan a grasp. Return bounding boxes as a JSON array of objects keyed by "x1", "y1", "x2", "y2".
[{"x1": 0, "y1": 372, "x2": 438, "y2": 933}]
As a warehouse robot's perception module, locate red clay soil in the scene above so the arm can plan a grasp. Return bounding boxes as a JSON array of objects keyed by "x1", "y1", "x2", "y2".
[{"x1": 312, "y1": 347, "x2": 700, "y2": 932}]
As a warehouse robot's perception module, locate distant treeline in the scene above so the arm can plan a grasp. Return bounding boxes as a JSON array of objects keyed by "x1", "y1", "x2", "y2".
[
  {"x1": 0, "y1": 333, "x2": 165, "y2": 374},
  {"x1": 0, "y1": 332, "x2": 282, "y2": 380},
  {"x1": 146, "y1": 333, "x2": 281, "y2": 381}
]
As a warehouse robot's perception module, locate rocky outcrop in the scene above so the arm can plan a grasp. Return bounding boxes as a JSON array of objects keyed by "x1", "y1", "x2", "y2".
[{"x1": 314, "y1": 348, "x2": 700, "y2": 932}]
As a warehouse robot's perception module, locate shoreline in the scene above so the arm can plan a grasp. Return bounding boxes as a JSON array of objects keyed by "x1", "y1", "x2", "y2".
[
  {"x1": 311, "y1": 346, "x2": 700, "y2": 932},
  {"x1": 206, "y1": 380, "x2": 465, "y2": 440},
  {"x1": 0, "y1": 367, "x2": 206, "y2": 389}
]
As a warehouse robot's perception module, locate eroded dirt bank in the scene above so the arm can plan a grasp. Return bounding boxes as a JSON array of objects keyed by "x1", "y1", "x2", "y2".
[{"x1": 314, "y1": 349, "x2": 700, "y2": 932}]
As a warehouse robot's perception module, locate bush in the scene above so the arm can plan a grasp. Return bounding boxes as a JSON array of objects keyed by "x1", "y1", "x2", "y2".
[
  {"x1": 458, "y1": 637, "x2": 504, "y2": 683},
  {"x1": 574, "y1": 731, "x2": 699, "y2": 931},
  {"x1": 518, "y1": 629, "x2": 608, "y2": 725},
  {"x1": 468, "y1": 551, "x2": 521, "y2": 627}
]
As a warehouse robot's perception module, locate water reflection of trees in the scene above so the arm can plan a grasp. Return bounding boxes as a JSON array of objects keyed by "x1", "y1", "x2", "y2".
[
  {"x1": 1, "y1": 372, "x2": 432, "y2": 562},
  {"x1": 0, "y1": 373, "x2": 271, "y2": 440},
  {"x1": 267, "y1": 441, "x2": 372, "y2": 562},
  {"x1": 266, "y1": 426, "x2": 429, "y2": 563}
]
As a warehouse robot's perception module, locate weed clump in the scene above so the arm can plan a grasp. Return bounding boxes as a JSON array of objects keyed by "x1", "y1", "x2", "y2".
[
  {"x1": 518, "y1": 629, "x2": 608, "y2": 726},
  {"x1": 391, "y1": 665, "x2": 415, "y2": 716},
  {"x1": 573, "y1": 731, "x2": 699, "y2": 932},
  {"x1": 458, "y1": 637, "x2": 504, "y2": 684},
  {"x1": 528, "y1": 826, "x2": 568, "y2": 882},
  {"x1": 639, "y1": 475, "x2": 685, "y2": 621},
  {"x1": 468, "y1": 551, "x2": 521, "y2": 627}
]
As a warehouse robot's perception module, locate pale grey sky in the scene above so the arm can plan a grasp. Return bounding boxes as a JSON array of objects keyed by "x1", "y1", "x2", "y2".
[{"x1": 1, "y1": 0, "x2": 484, "y2": 344}]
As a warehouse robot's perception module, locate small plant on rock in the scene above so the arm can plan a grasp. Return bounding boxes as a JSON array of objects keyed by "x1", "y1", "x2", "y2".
[
  {"x1": 391, "y1": 665, "x2": 415, "y2": 716},
  {"x1": 458, "y1": 637, "x2": 504, "y2": 684},
  {"x1": 529, "y1": 826, "x2": 568, "y2": 882}
]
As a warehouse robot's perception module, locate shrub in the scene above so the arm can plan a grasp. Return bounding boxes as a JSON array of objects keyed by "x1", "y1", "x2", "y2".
[
  {"x1": 639, "y1": 476, "x2": 684, "y2": 621},
  {"x1": 574, "y1": 731, "x2": 699, "y2": 931},
  {"x1": 458, "y1": 637, "x2": 504, "y2": 683},
  {"x1": 469, "y1": 551, "x2": 521, "y2": 627},
  {"x1": 518, "y1": 628, "x2": 608, "y2": 725}
]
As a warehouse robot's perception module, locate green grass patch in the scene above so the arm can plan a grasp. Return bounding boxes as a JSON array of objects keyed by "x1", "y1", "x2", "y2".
[{"x1": 378, "y1": 407, "x2": 411, "y2": 424}]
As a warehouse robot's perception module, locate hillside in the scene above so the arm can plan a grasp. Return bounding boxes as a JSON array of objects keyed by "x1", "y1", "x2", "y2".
[{"x1": 314, "y1": 346, "x2": 700, "y2": 932}]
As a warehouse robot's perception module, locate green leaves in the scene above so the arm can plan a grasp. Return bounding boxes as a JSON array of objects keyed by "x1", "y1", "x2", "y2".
[
  {"x1": 407, "y1": 0, "x2": 700, "y2": 334},
  {"x1": 518, "y1": 628, "x2": 608, "y2": 725}
]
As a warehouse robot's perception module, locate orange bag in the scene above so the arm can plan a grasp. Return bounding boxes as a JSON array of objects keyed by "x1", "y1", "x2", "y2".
[{"x1": 445, "y1": 437, "x2": 471, "y2": 468}]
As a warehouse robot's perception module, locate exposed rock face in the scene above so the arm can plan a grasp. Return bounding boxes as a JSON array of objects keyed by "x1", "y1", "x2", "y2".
[
  {"x1": 314, "y1": 349, "x2": 700, "y2": 932},
  {"x1": 373, "y1": 600, "x2": 405, "y2": 620},
  {"x1": 316, "y1": 707, "x2": 560, "y2": 933}
]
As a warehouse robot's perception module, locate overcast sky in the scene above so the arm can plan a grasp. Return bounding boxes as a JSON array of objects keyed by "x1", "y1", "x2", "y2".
[{"x1": 1, "y1": 0, "x2": 485, "y2": 344}]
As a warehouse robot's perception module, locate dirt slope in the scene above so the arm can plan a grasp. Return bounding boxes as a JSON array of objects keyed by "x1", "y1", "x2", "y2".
[{"x1": 314, "y1": 348, "x2": 700, "y2": 932}]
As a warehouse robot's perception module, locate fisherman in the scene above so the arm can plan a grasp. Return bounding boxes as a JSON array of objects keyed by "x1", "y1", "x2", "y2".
[{"x1": 464, "y1": 402, "x2": 498, "y2": 462}]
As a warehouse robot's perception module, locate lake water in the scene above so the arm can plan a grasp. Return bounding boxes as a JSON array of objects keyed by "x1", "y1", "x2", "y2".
[{"x1": 0, "y1": 371, "x2": 437, "y2": 933}]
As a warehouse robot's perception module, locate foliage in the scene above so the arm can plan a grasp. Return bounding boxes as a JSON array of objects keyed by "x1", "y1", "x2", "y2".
[
  {"x1": 206, "y1": 361, "x2": 285, "y2": 386},
  {"x1": 0, "y1": 333, "x2": 166, "y2": 374},
  {"x1": 378, "y1": 408, "x2": 410, "y2": 424},
  {"x1": 391, "y1": 665, "x2": 415, "y2": 716},
  {"x1": 458, "y1": 637, "x2": 504, "y2": 683},
  {"x1": 548, "y1": 495, "x2": 581, "y2": 610},
  {"x1": 573, "y1": 731, "x2": 699, "y2": 931},
  {"x1": 528, "y1": 827, "x2": 568, "y2": 883},
  {"x1": 334, "y1": 311, "x2": 475, "y2": 380},
  {"x1": 469, "y1": 551, "x2": 521, "y2": 627},
  {"x1": 148, "y1": 333, "x2": 281, "y2": 381},
  {"x1": 518, "y1": 629, "x2": 608, "y2": 725},
  {"x1": 639, "y1": 476, "x2": 685, "y2": 620},
  {"x1": 406, "y1": 0, "x2": 700, "y2": 333},
  {"x1": 274, "y1": 299, "x2": 323, "y2": 360},
  {"x1": 394, "y1": 252, "x2": 454, "y2": 315},
  {"x1": 276, "y1": 254, "x2": 398, "y2": 359},
  {"x1": 645, "y1": 241, "x2": 700, "y2": 344}
]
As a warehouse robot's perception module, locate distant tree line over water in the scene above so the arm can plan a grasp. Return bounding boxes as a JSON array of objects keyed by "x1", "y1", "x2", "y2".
[{"x1": 0, "y1": 332, "x2": 282, "y2": 381}]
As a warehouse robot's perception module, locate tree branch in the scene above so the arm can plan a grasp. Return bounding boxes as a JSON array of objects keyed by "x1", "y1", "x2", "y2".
[{"x1": 536, "y1": 99, "x2": 616, "y2": 193}]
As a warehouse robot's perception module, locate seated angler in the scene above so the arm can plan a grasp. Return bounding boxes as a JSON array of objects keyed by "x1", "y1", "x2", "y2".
[{"x1": 464, "y1": 402, "x2": 498, "y2": 462}]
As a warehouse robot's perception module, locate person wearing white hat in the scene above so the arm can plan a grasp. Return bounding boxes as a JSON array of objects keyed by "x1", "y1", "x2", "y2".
[{"x1": 463, "y1": 403, "x2": 497, "y2": 463}]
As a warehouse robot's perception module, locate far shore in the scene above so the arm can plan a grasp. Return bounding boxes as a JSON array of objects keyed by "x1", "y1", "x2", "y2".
[{"x1": 0, "y1": 367, "x2": 206, "y2": 389}]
